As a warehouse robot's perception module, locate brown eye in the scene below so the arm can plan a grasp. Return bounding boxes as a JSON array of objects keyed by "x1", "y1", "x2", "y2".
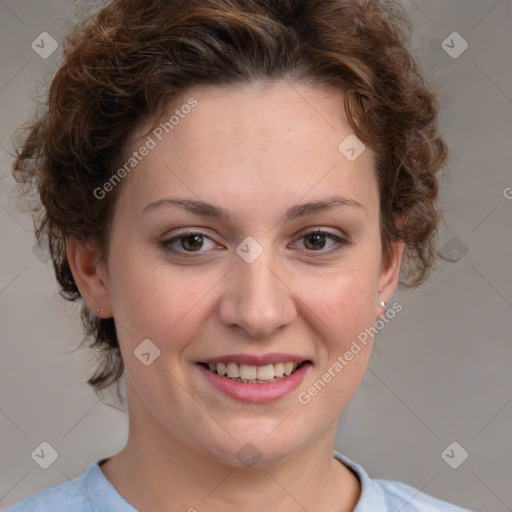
[
  {"x1": 296, "y1": 229, "x2": 349, "y2": 254},
  {"x1": 180, "y1": 234, "x2": 204, "y2": 251},
  {"x1": 160, "y1": 231, "x2": 217, "y2": 256},
  {"x1": 303, "y1": 232, "x2": 329, "y2": 250}
]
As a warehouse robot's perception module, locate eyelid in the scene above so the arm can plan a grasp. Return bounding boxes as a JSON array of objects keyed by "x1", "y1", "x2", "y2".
[
  {"x1": 160, "y1": 230, "x2": 219, "y2": 256},
  {"x1": 159, "y1": 227, "x2": 351, "y2": 257},
  {"x1": 292, "y1": 228, "x2": 350, "y2": 254},
  {"x1": 296, "y1": 226, "x2": 347, "y2": 239}
]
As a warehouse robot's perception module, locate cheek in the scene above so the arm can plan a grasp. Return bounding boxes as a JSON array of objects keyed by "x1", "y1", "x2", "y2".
[
  {"x1": 317, "y1": 260, "x2": 380, "y2": 334},
  {"x1": 299, "y1": 273, "x2": 377, "y2": 413},
  {"x1": 107, "y1": 250, "x2": 220, "y2": 366},
  {"x1": 106, "y1": 249, "x2": 181, "y2": 343}
]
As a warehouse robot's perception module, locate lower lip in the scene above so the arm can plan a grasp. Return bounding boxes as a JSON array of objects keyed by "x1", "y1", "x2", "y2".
[{"x1": 196, "y1": 363, "x2": 311, "y2": 403}]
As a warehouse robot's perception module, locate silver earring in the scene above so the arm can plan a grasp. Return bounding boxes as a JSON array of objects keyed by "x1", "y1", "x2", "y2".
[
  {"x1": 379, "y1": 301, "x2": 386, "y2": 308},
  {"x1": 96, "y1": 307, "x2": 100, "y2": 313}
]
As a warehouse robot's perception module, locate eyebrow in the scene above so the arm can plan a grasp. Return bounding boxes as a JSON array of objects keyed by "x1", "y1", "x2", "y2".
[{"x1": 142, "y1": 195, "x2": 366, "y2": 221}]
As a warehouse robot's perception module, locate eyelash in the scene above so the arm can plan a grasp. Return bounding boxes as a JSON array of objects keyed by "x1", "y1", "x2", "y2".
[{"x1": 159, "y1": 228, "x2": 351, "y2": 259}]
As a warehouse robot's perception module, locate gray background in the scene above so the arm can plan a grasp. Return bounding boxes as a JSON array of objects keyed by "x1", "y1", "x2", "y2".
[{"x1": 0, "y1": 1, "x2": 511, "y2": 510}]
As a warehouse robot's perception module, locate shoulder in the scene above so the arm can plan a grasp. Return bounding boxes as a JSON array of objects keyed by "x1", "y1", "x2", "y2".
[
  {"x1": 5, "y1": 472, "x2": 94, "y2": 512},
  {"x1": 4, "y1": 460, "x2": 135, "y2": 512},
  {"x1": 372, "y1": 478, "x2": 473, "y2": 512},
  {"x1": 333, "y1": 451, "x2": 473, "y2": 512}
]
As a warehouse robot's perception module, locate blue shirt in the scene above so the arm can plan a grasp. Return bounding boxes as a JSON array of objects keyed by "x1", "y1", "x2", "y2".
[{"x1": 5, "y1": 451, "x2": 472, "y2": 511}]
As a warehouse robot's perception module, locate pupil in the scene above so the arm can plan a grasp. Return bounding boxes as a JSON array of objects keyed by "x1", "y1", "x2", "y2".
[
  {"x1": 183, "y1": 234, "x2": 202, "y2": 251},
  {"x1": 306, "y1": 233, "x2": 325, "y2": 250}
]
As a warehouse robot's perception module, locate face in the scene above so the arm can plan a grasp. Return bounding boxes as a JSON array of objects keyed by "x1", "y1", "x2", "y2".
[{"x1": 76, "y1": 80, "x2": 403, "y2": 468}]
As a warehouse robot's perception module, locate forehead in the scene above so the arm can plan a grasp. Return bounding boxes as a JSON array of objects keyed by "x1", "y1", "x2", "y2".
[{"x1": 115, "y1": 81, "x2": 379, "y2": 224}]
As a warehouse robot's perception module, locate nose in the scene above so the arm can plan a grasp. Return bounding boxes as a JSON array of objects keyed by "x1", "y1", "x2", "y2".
[{"x1": 218, "y1": 248, "x2": 297, "y2": 339}]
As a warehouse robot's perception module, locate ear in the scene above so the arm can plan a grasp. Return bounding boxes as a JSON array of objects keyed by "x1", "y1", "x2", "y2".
[
  {"x1": 376, "y1": 217, "x2": 406, "y2": 318},
  {"x1": 66, "y1": 237, "x2": 113, "y2": 318},
  {"x1": 377, "y1": 240, "x2": 405, "y2": 306}
]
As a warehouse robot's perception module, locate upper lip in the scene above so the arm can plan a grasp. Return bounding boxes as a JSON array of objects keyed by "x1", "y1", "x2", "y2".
[{"x1": 199, "y1": 353, "x2": 311, "y2": 366}]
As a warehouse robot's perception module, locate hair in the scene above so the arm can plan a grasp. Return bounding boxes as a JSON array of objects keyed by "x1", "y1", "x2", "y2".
[{"x1": 11, "y1": 0, "x2": 449, "y2": 404}]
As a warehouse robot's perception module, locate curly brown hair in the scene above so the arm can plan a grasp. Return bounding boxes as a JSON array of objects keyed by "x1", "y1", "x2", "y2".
[{"x1": 11, "y1": 0, "x2": 449, "y2": 404}]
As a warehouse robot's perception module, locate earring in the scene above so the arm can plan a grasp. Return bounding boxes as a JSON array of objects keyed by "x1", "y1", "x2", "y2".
[
  {"x1": 379, "y1": 301, "x2": 386, "y2": 308},
  {"x1": 96, "y1": 307, "x2": 101, "y2": 313}
]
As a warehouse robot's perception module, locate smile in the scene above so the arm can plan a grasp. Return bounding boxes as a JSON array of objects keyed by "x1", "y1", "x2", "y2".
[
  {"x1": 200, "y1": 361, "x2": 308, "y2": 383},
  {"x1": 196, "y1": 358, "x2": 312, "y2": 403}
]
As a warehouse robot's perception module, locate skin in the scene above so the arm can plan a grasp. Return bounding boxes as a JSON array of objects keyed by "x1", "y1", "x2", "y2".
[{"x1": 67, "y1": 80, "x2": 404, "y2": 512}]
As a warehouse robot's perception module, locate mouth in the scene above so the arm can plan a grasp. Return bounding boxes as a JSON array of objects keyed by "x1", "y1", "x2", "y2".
[{"x1": 197, "y1": 360, "x2": 311, "y2": 384}]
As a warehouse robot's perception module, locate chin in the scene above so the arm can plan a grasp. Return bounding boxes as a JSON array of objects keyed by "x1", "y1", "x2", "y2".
[{"x1": 202, "y1": 429, "x2": 308, "y2": 469}]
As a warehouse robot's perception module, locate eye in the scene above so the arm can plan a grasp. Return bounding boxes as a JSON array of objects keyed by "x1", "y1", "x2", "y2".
[
  {"x1": 160, "y1": 228, "x2": 351, "y2": 259},
  {"x1": 293, "y1": 228, "x2": 350, "y2": 255},
  {"x1": 160, "y1": 231, "x2": 217, "y2": 256}
]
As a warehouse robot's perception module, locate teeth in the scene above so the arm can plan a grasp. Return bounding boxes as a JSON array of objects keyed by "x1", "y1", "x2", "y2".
[
  {"x1": 239, "y1": 364, "x2": 257, "y2": 380},
  {"x1": 284, "y1": 362, "x2": 294, "y2": 376},
  {"x1": 273, "y1": 362, "x2": 285, "y2": 378},
  {"x1": 257, "y1": 364, "x2": 274, "y2": 381},
  {"x1": 217, "y1": 362, "x2": 227, "y2": 376},
  {"x1": 206, "y1": 361, "x2": 302, "y2": 382},
  {"x1": 226, "y1": 362, "x2": 240, "y2": 378}
]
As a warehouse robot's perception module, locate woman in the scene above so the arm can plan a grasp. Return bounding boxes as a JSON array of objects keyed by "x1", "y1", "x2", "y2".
[{"x1": 7, "y1": 0, "x2": 472, "y2": 510}]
